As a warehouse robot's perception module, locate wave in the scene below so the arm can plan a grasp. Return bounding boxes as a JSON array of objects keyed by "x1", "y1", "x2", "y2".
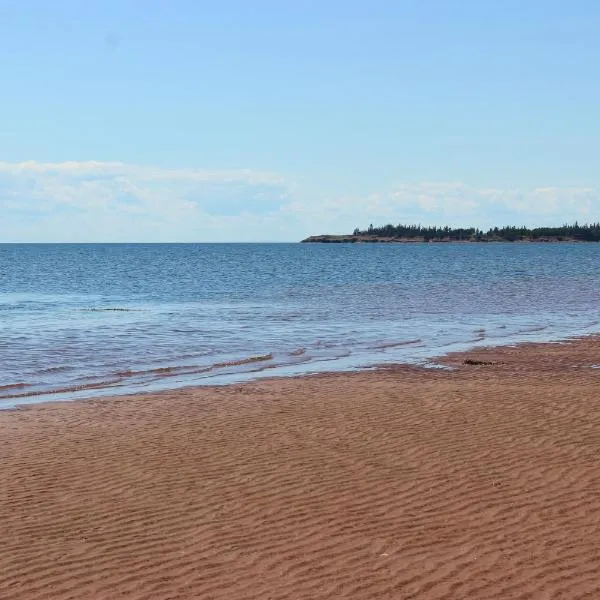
[
  {"x1": 370, "y1": 339, "x2": 423, "y2": 350},
  {"x1": 37, "y1": 365, "x2": 73, "y2": 374},
  {"x1": 289, "y1": 348, "x2": 306, "y2": 356},
  {"x1": 0, "y1": 378, "x2": 124, "y2": 400},
  {"x1": 0, "y1": 382, "x2": 31, "y2": 392},
  {"x1": 213, "y1": 354, "x2": 274, "y2": 368},
  {"x1": 517, "y1": 325, "x2": 549, "y2": 334},
  {"x1": 0, "y1": 353, "x2": 278, "y2": 401},
  {"x1": 80, "y1": 308, "x2": 141, "y2": 312}
]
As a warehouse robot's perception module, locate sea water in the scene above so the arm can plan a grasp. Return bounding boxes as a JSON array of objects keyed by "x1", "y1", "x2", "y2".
[{"x1": 1, "y1": 242, "x2": 598, "y2": 408}]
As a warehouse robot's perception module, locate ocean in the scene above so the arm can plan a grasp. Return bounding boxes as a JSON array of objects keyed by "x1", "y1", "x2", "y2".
[{"x1": 1, "y1": 242, "x2": 599, "y2": 408}]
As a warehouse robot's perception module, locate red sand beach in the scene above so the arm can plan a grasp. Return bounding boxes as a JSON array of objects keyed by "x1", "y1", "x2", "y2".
[{"x1": 2, "y1": 337, "x2": 600, "y2": 599}]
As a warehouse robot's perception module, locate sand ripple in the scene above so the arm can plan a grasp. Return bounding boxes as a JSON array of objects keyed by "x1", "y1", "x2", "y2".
[{"x1": 2, "y1": 337, "x2": 600, "y2": 599}]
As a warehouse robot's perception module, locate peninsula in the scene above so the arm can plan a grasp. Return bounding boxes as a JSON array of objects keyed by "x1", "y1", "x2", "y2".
[{"x1": 302, "y1": 223, "x2": 600, "y2": 243}]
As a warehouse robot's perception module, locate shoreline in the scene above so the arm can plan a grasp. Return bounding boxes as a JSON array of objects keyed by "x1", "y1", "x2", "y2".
[
  {"x1": 301, "y1": 235, "x2": 598, "y2": 243},
  {"x1": 3, "y1": 335, "x2": 600, "y2": 598},
  {"x1": 3, "y1": 327, "x2": 600, "y2": 411}
]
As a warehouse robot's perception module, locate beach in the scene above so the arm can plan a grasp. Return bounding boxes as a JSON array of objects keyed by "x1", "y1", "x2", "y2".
[{"x1": 2, "y1": 337, "x2": 600, "y2": 600}]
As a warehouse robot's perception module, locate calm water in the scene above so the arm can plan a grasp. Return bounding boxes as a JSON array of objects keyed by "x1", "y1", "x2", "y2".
[{"x1": 1, "y1": 243, "x2": 599, "y2": 408}]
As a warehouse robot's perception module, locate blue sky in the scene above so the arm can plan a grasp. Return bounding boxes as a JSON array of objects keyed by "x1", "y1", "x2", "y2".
[{"x1": 1, "y1": 0, "x2": 599, "y2": 241}]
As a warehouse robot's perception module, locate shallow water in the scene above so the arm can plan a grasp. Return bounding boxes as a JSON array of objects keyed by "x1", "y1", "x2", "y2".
[{"x1": 1, "y1": 242, "x2": 598, "y2": 407}]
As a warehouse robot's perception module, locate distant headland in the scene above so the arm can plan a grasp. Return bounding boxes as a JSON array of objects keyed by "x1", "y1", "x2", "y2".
[{"x1": 302, "y1": 223, "x2": 600, "y2": 243}]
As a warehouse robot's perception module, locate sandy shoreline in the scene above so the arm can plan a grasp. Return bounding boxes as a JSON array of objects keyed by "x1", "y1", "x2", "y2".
[{"x1": 2, "y1": 337, "x2": 600, "y2": 599}]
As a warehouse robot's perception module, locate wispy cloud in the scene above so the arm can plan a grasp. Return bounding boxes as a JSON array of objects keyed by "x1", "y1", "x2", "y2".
[
  {"x1": 0, "y1": 161, "x2": 598, "y2": 241},
  {"x1": 387, "y1": 182, "x2": 597, "y2": 226},
  {"x1": 0, "y1": 161, "x2": 291, "y2": 241},
  {"x1": 287, "y1": 183, "x2": 600, "y2": 235},
  {"x1": 0, "y1": 161, "x2": 285, "y2": 183}
]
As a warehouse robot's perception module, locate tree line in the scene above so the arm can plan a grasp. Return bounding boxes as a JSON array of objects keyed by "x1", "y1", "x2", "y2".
[{"x1": 351, "y1": 222, "x2": 600, "y2": 242}]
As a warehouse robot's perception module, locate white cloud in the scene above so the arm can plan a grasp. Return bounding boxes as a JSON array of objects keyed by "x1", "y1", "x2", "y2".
[
  {"x1": 0, "y1": 161, "x2": 285, "y2": 184},
  {"x1": 388, "y1": 183, "x2": 596, "y2": 222},
  {"x1": 0, "y1": 161, "x2": 598, "y2": 241},
  {"x1": 285, "y1": 182, "x2": 600, "y2": 236},
  {"x1": 0, "y1": 161, "x2": 291, "y2": 241}
]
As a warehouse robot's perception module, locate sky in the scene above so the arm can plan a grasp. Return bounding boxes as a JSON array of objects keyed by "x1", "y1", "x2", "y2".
[{"x1": 1, "y1": 0, "x2": 599, "y2": 242}]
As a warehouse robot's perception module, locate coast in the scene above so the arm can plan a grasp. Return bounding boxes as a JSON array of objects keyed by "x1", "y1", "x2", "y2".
[
  {"x1": 301, "y1": 223, "x2": 600, "y2": 243},
  {"x1": 301, "y1": 234, "x2": 590, "y2": 243},
  {"x1": 2, "y1": 336, "x2": 600, "y2": 599}
]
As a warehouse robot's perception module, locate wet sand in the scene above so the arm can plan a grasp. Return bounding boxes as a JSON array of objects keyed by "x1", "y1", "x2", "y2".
[{"x1": 2, "y1": 337, "x2": 600, "y2": 599}]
